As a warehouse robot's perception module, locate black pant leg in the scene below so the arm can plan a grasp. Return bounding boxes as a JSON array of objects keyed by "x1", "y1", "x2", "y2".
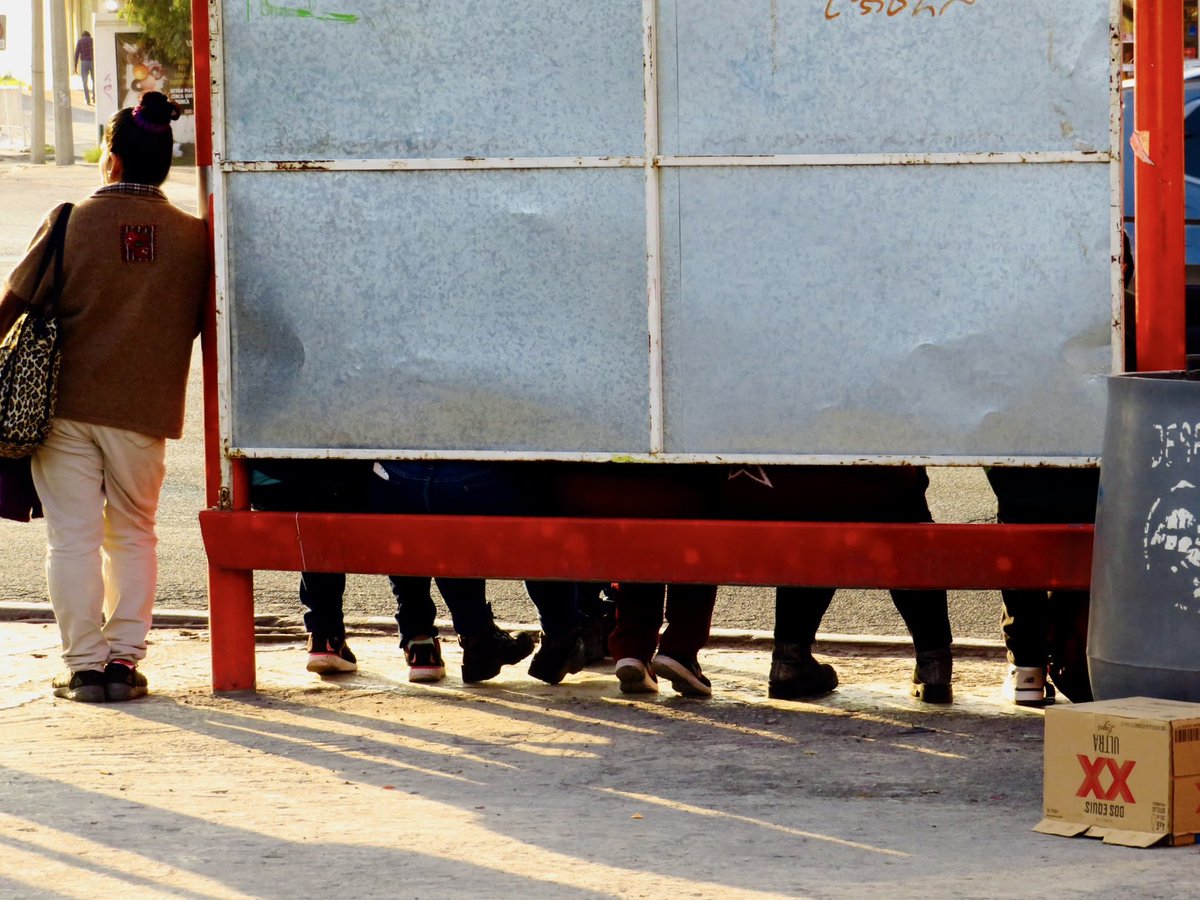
[{"x1": 774, "y1": 587, "x2": 836, "y2": 646}]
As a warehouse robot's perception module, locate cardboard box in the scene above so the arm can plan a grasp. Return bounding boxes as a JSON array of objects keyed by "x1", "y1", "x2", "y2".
[{"x1": 1036, "y1": 697, "x2": 1200, "y2": 847}]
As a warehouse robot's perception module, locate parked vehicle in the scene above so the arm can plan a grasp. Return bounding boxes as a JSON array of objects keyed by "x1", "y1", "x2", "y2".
[{"x1": 1122, "y1": 67, "x2": 1200, "y2": 354}]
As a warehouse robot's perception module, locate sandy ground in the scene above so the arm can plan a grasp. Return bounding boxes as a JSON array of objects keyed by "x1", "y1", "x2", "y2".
[{"x1": 2, "y1": 623, "x2": 1197, "y2": 899}]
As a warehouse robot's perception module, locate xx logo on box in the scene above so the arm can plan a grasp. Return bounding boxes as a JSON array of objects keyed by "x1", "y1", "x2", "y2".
[{"x1": 1075, "y1": 755, "x2": 1137, "y2": 802}]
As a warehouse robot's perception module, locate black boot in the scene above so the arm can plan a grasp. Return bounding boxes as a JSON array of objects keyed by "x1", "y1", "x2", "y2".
[
  {"x1": 910, "y1": 648, "x2": 953, "y2": 704},
  {"x1": 768, "y1": 642, "x2": 838, "y2": 700},
  {"x1": 460, "y1": 626, "x2": 535, "y2": 683},
  {"x1": 528, "y1": 629, "x2": 588, "y2": 685}
]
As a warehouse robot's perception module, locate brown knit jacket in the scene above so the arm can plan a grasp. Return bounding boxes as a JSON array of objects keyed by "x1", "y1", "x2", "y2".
[{"x1": 2, "y1": 189, "x2": 209, "y2": 439}]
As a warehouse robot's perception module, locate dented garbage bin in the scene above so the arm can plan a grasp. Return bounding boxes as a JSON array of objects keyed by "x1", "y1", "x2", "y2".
[{"x1": 1090, "y1": 371, "x2": 1200, "y2": 700}]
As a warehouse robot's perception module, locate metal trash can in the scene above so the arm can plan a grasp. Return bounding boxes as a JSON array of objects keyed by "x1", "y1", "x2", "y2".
[{"x1": 1090, "y1": 371, "x2": 1200, "y2": 700}]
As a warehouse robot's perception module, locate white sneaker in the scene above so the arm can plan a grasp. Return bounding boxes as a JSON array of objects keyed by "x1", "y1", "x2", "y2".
[
  {"x1": 1002, "y1": 665, "x2": 1053, "y2": 707},
  {"x1": 615, "y1": 658, "x2": 658, "y2": 694}
]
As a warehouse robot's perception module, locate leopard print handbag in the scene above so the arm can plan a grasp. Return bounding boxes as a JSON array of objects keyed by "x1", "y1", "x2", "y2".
[{"x1": 0, "y1": 204, "x2": 73, "y2": 458}]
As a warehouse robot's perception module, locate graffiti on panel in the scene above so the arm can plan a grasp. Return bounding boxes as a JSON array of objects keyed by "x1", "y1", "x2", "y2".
[
  {"x1": 255, "y1": 1, "x2": 360, "y2": 25},
  {"x1": 1145, "y1": 422, "x2": 1200, "y2": 612},
  {"x1": 824, "y1": 0, "x2": 982, "y2": 20}
]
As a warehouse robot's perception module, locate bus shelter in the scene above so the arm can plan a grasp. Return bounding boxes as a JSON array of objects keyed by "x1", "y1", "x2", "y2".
[{"x1": 194, "y1": 0, "x2": 1180, "y2": 692}]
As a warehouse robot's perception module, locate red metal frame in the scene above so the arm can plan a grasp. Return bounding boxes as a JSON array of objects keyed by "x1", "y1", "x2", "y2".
[
  {"x1": 1134, "y1": 0, "x2": 1187, "y2": 370},
  {"x1": 192, "y1": 3, "x2": 1181, "y2": 693},
  {"x1": 199, "y1": 512, "x2": 1093, "y2": 591}
]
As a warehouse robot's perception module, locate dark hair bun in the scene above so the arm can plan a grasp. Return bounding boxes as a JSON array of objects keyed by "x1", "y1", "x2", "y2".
[{"x1": 135, "y1": 91, "x2": 181, "y2": 125}]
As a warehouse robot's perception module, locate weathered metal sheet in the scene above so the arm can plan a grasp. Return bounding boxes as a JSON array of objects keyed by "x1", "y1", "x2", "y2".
[
  {"x1": 658, "y1": 0, "x2": 1113, "y2": 156},
  {"x1": 659, "y1": 163, "x2": 1112, "y2": 458},
  {"x1": 219, "y1": 0, "x2": 645, "y2": 161},
  {"x1": 226, "y1": 169, "x2": 649, "y2": 451},
  {"x1": 212, "y1": 0, "x2": 1117, "y2": 462}
]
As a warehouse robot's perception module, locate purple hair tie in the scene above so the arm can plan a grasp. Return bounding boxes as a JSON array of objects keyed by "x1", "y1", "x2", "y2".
[{"x1": 132, "y1": 106, "x2": 172, "y2": 133}]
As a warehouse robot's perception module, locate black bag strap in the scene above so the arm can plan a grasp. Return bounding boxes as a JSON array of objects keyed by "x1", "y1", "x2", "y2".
[{"x1": 27, "y1": 203, "x2": 73, "y2": 318}]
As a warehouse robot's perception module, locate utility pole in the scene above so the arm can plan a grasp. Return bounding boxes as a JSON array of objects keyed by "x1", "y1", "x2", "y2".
[
  {"x1": 30, "y1": 0, "x2": 45, "y2": 164},
  {"x1": 48, "y1": 0, "x2": 74, "y2": 165}
]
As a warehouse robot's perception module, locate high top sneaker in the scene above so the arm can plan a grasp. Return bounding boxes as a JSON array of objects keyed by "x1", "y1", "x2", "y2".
[
  {"x1": 405, "y1": 636, "x2": 447, "y2": 683},
  {"x1": 306, "y1": 634, "x2": 358, "y2": 674}
]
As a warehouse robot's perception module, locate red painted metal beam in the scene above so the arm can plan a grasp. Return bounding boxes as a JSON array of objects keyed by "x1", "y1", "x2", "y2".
[
  {"x1": 193, "y1": 2, "x2": 257, "y2": 692},
  {"x1": 199, "y1": 512, "x2": 1093, "y2": 591},
  {"x1": 1134, "y1": 0, "x2": 1187, "y2": 370}
]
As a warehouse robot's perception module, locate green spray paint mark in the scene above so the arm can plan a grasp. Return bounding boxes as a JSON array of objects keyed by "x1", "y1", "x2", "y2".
[{"x1": 259, "y1": 0, "x2": 359, "y2": 24}]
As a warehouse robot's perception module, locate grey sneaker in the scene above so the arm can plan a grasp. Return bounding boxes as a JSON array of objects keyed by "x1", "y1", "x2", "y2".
[
  {"x1": 1003, "y1": 664, "x2": 1054, "y2": 707},
  {"x1": 52, "y1": 669, "x2": 106, "y2": 703}
]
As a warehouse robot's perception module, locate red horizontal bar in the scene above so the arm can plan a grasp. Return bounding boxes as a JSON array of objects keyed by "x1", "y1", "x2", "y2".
[{"x1": 198, "y1": 512, "x2": 1093, "y2": 591}]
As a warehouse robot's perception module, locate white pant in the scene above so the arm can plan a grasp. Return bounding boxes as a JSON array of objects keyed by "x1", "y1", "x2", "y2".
[{"x1": 31, "y1": 418, "x2": 166, "y2": 671}]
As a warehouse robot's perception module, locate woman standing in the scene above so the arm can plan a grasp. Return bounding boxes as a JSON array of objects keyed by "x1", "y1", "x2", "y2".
[{"x1": 0, "y1": 92, "x2": 208, "y2": 702}]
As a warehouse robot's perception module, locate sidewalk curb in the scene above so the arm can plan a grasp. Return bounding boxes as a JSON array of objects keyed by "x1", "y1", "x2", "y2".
[{"x1": 0, "y1": 600, "x2": 1006, "y2": 656}]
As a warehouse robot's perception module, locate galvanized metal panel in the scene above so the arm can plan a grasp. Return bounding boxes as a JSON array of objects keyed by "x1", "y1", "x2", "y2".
[
  {"x1": 220, "y1": 0, "x2": 645, "y2": 161},
  {"x1": 211, "y1": 0, "x2": 1117, "y2": 464},
  {"x1": 226, "y1": 169, "x2": 649, "y2": 451},
  {"x1": 658, "y1": 0, "x2": 1113, "y2": 156},
  {"x1": 659, "y1": 164, "x2": 1112, "y2": 457}
]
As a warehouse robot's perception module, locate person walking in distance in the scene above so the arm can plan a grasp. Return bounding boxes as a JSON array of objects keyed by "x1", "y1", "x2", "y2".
[{"x1": 74, "y1": 31, "x2": 95, "y2": 105}]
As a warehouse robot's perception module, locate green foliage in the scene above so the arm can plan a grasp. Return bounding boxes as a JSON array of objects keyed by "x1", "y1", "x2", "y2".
[
  {"x1": 118, "y1": 0, "x2": 194, "y2": 64},
  {"x1": 83, "y1": 147, "x2": 103, "y2": 163}
]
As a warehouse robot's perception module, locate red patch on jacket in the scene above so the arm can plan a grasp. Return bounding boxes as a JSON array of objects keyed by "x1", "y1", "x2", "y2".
[{"x1": 121, "y1": 224, "x2": 156, "y2": 262}]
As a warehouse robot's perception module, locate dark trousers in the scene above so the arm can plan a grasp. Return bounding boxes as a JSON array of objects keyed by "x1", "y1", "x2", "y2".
[
  {"x1": 248, "y1": 460, "x2": 369, "y2": 641},
  {"x1": 540, "y1": 463, "x2": 721, "y2": 660},
  {"x1": 609, "y1": 582, "x2": 718, "y2": 663},
  {"x1": 372, "y1": 462, "x2": 539, "y2": 647},
  {"x1": 524, "y1": 580, "x2": 612, "y2": 638},
  {"x1": 722, "y1": 465, "x2": 952, "y2": 653},
  {"x1": 388, "y1": 576, "x2": 492, "y2": 645},
  {"x1": 985, "y1": 467, "x2": 1099, "y2": 669},
  {"x1": 774, "y1": 587, "x2": 951, "y2": 653}
]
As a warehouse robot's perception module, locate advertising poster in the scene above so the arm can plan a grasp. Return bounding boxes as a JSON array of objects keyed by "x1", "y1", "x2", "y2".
[{"x1": 114, "y1": 31, "x2": 195, "y2": 162}]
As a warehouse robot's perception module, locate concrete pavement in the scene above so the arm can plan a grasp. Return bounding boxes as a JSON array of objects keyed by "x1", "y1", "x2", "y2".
[{"x1": 1, "y1": 621, "x2": 1196, "y2": 899}]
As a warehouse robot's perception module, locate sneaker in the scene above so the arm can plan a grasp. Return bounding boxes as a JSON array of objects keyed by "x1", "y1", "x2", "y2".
[
  {"x1": 528, "y1": 630, "x2": 588, "y2": 685},
  {"x1": 1003, "y1": 664, "x2": 1055, "y2": 707},
  {"x1": 651, "y1": 654, "x2": 712, "y2": 698},
  {"x1": 615, "y1": 657, "x2": 659, "y2": 694},
  {"x1": 306, "y1": 634, "x2": 358, "y2": 674},
  {"x1": 103, "y1": 660, "x2": 148, "y2": 702},
  {"x1": 911, "y1": 648, "x2": 953, "y2": 704},
  {"x1": 767, "y1": 642, "x2": 839, "y2": 700},
  {"x1": 405, "y1": 636, "x2": 447, "y2": 683},
  {"x1": 52, "y1": 669, "x2": 106, "y2": 703},
  {"x1": 460, "y1": 626, "x2": 535, "y2": 683}
]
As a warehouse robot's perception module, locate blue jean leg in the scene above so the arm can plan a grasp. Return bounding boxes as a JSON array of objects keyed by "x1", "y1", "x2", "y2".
[{"x1": 374, "y1": 462, "x2": 534, "y2": 645}]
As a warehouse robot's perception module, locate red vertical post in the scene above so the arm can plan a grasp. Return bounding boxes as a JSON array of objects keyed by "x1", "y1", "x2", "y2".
[
  {"x1": 1134, "y1": 0, "x2": 1187, "y2": 370},
  {"x1": 193, "y1": 0, "x2": 257, "y2": 692}
]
